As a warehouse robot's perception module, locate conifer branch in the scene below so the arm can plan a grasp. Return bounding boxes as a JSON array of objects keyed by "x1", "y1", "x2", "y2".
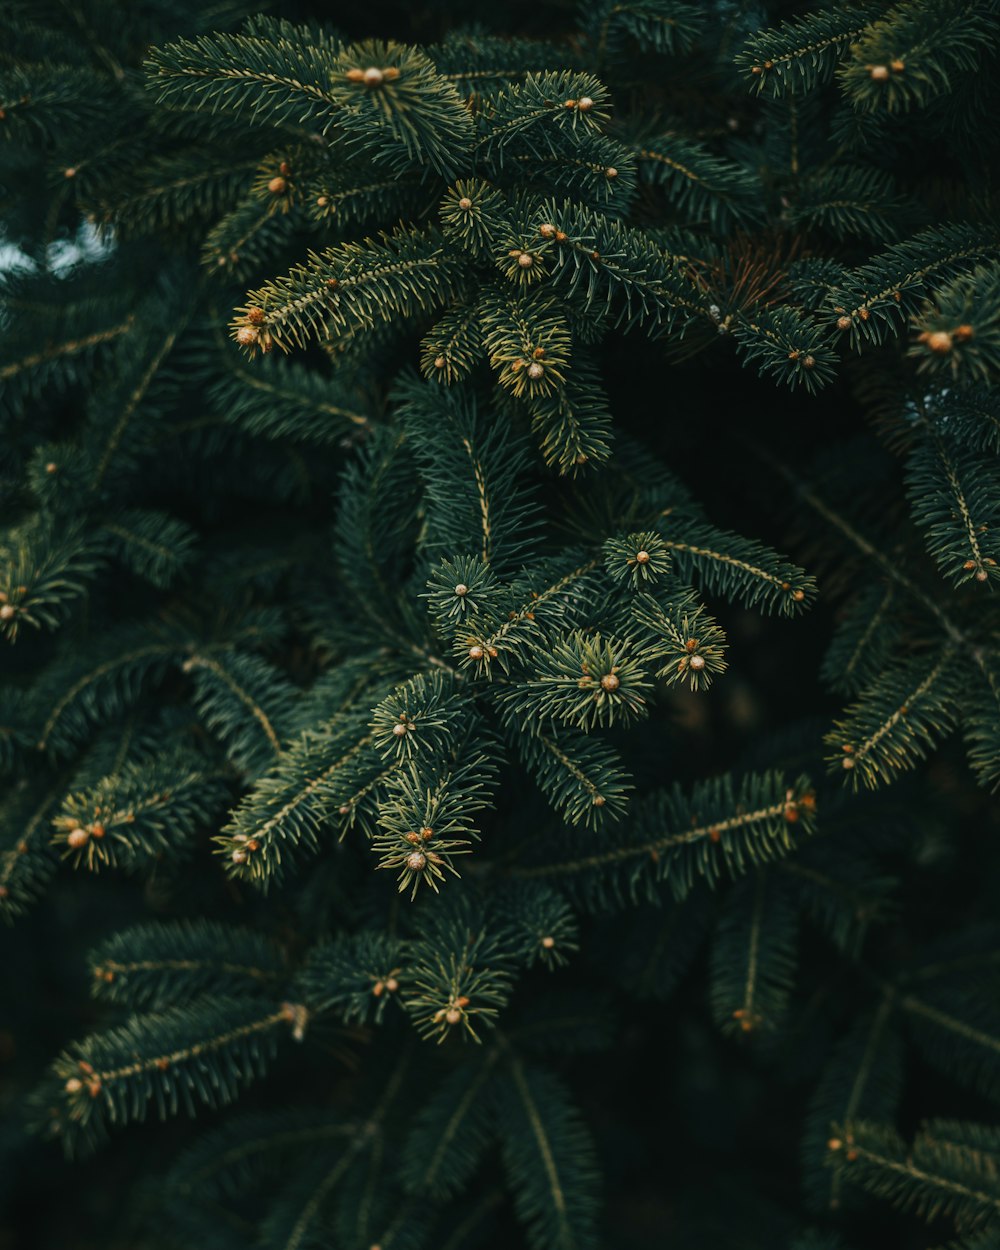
[{"x1": 0, "y1": 319, "x2": 134, "y2": 380}]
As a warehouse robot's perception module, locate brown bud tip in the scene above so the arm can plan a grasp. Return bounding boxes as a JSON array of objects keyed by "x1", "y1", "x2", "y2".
[
  {"x1": 555, "y1": 230, "x2": 568, "y2": 242},
  {"x1": 541, "y1": 936, "x2": 556, "y2": 949},
  {"x1": 385, "y1": 976, "x2": 399, "y2": 992},
  {"x1": 231, "y1": 848, "x2": 248, "y2": 864},
  {"x1": 420, "y1": 827, "x2": 433, "y2": 840},
  {"x1": 785, "y1": 805, "x2": 800, "y2": 823},
  {"x1": 454, "y1": 583, "x2": 469, "y2": 596},
  {"x1": 689, "y1": 654, "x2": 706, "y2": 671},
  {"x1": 605, "y1": 166, "x2": 618, "y2": 178},
  {"x1": 578, "y1": 96, "x2": 594, "y2": 111},
  {"x1": 445, "y1": 1007, "x2": 462, "y2": 1025},
  {"x1": 433, "y1": 355, "x2": 446, "y2": 369},
  {"x1": 338, "y1": 805, "x2": 350, "y2": 815},
  {"x1": 564, "y1": 99, "x2": 576, "y2": 109},
  {"x1": 926, "y1": 330, "x2": 953, "y2": 354},
  {"x1": 0, "y1": 885, "x2": 8, "y2": 899},
  {"x1": 45, "y1": 462, "x2": 58, "y2": 473},
  {"x1": 67, "y1": 828, "x2": 90, "y2": 849},
  {"x1": 458, "y1": 196, "x2": 472, "y2": 210},
  {"x1": 346, "y1": 68, "x2": 365, "y2": 82},
  {"x1": 890, "y1": 59, "x2": 905, "y2": 72},
  {"x1": 964, "y1": 559, "x2": 977, "y2": 570},
  {"x1": 236, "y1": 325, "x2": 259, "y2": 346},
  {"x1": 406, "y1": 851, "x2": 426, "y2": 872},
  {"x1": 527, "y1": 362, "x2": 545, "y2": 379},
  {"x1": 600, "y1": 673, "x2": 620, "y2": 691},
  {"x1": 592, "y1": 794, "x2": 606, "y2": 806},
  {"x1": 635, "y1": 550, "x2": 650, "y2": 564},
  {"x1": 65, "y1": 1077, "x2": 83, "y2": 1094},
  {"x1": 837, "y1": 315, "x2": 852, "y2": 330},
  {"x1": 247, "y1": 307, "x2": 266, "y2": 325},
  {"x1": 954, "y1": 324, "x2": 975, "y2": 342},
  {"x1": 976, "y1": 570, "x2": 989, "y2": 582},
  {"x1": 750, "y1": 65, "x2": 762, "y2": 74},
  {"x1": 468, "y1": 644, "x2": 485, "y2": 660},
  {"x1": 842, "y1": 757, "x2": 856, "y2": 770},
  {"x1": 846, "y1": 1149, "x2": 859, "y2": 1162},
  {"x1": 802, "y1": 355, "x2": 815, "y2": 368},
  {"x1": 64, "y1": 167, "x2": 77, "y2": 179},
  {"x1": 828, "y1": 1138, "x2": 843, "y2": 1151},
  {"x1": 539, "y1": 222, "x2": 557, "y2": 238},
  {"x1": 316, "y1": 195, "x2": 329, "y2": 207},
  {"x1": 0, "y1": 604, "x2": 15, "y2": 621},
  {"x1": 792, "y1": 588, "x2": 806, "y2": 602},
  {"x1": 267, "y1": 176, "x2": 287, "y2": 195},
  {"x1": 870, "y1": 64, "x2": 890, "y2": 81},
  {"x1": 363, "y1": 66, "x2": 385, "y2": 86},
  {"x1": 392, "y1": 722, "x2": 408, "y2": 737},
  {"x1": 517, "y1": 252, "x2": 534, "y2": 268}
]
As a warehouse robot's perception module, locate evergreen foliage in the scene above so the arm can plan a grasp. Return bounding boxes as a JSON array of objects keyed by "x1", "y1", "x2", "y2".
[{"x1": 3, "y1": 1, "x2": 1000, "y2": 1247}]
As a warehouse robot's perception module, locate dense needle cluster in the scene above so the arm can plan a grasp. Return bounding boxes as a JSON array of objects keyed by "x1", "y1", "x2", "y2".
[{"x1": 2, "y1": 2, "x2": 1000, "y2": 1248}]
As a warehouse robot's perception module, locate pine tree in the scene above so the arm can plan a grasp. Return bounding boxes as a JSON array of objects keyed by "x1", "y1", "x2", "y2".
[{"x1": 3, "y1": 2, "x2": 1000, "y2": 1247}]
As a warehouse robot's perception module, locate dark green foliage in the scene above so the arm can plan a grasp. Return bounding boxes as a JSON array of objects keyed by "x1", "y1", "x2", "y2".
[
  {"x1": 89, "y1": 920, "x2": 288, "y2": 1009},
  {"x1": 498, "y1": 1060, "x2": 601, "y2": 1250},
  {"x1": 4, "y1": 1, "x2": 1000, "y2": 1248}
]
